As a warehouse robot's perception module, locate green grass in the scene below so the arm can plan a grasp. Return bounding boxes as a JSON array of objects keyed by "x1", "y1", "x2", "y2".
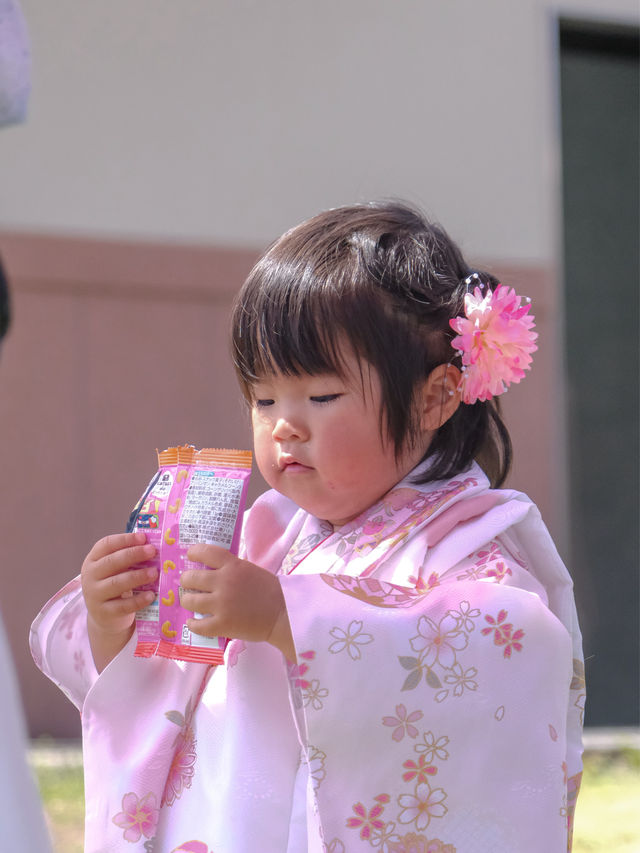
[
  {"x1": 573, "y1": 751, "x2": 640, "y2": 853},
  {"x1": 33, "y1": 750, "x2": 640, "y2": 852},
  {"x1": 36, "y1": 764, "x2": 84, "y2": 853}
]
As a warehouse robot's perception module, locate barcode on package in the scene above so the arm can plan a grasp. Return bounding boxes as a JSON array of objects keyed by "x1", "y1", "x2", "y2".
[{"x1": 179, "y1": 472, "x2": 243, "y2": 548}]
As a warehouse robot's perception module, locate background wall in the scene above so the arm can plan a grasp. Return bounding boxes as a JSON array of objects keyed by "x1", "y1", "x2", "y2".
[{"x1": 0, "y1": 0, "x2": 637, "y2": 736}]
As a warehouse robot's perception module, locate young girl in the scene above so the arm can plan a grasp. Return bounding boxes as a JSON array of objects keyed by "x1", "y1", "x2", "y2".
[{"x1": 31, "y1": 201, "x2": 584, "y2": 853}]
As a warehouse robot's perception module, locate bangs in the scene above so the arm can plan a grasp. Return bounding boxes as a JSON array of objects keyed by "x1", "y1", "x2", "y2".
[{"x1": 232, "y1": 243, "x2": 367, "y2": 396}]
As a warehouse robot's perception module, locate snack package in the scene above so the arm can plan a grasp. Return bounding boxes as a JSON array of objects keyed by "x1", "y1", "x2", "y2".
[{"x1": 128, "y1": 445, "x2": 252, "y2": 664}]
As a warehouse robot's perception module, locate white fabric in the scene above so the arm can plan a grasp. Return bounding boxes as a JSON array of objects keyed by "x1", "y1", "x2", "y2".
[
  {"x1": 31, "y1": 463, "x2": 584, "y2": 852},
  {"x1": 1, "y1": 613, "x2": 53, "y2": 850},
  {"x1": 0, "y1": 0, "x2": 30, "y2": 127}
]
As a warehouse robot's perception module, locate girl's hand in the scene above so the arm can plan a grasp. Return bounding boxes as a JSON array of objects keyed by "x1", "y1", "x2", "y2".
[
  {"x1": 81, "y1": 531, "x2": 158, "y2": 671},
  {"x1": 181, "y1": 545, "x2": 295, "y2": 661}
]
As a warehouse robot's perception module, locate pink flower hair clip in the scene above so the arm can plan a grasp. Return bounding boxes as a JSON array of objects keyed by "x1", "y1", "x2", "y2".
[{"x1": 449, "y1": 274, "x2": 538, "y2": 404}]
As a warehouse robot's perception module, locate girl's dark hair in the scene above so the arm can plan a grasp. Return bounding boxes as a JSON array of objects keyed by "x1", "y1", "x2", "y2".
[
  {"x1": 0, "y1": 258, "x2": 10, "y2": 341},
  {"x1": 231, "y1": 200, "x2": 512, "y2": 487}
]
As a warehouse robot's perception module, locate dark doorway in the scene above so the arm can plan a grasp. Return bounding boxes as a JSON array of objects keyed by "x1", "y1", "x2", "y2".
[{"x1": 559, "y1": 19, "x2": 639, "y2": 726}]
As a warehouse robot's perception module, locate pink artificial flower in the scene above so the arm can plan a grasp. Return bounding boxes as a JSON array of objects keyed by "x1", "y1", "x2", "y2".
[{"x1": 449, "y1": 284, "x2": 538, "y2": 403}]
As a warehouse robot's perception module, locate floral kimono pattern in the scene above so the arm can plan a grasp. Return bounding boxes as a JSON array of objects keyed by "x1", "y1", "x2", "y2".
[{"x1": 31, "y1": 462, "x2": 584, "y2": 852}]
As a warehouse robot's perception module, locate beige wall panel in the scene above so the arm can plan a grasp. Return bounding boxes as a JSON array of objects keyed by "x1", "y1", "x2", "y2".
[
  {"x1": 0, "y1": 0, "x2": 636, "y2": 260},
  {"x1": 0, "y1": 232, "x2": 260, "y2": 736}
]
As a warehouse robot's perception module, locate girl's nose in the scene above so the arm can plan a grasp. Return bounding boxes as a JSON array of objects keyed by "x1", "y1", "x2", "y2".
[{"x1": 272, "y1": 416, "x2": 308, "y2": 442}]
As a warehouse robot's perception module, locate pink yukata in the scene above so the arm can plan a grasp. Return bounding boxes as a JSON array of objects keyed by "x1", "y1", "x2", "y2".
[{"x1": 31, "y1": 462, "x2": 584, "y2": 853}]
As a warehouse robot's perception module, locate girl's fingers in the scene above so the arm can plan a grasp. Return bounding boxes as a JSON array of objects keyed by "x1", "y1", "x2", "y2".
[
  {"x1": 101, "y1": 589, "x2": 156, "y2": 617},
  {"x1": 186, "y1": 543, "x2": 228, "y2": 567},
  {"x1": 88, "y1": 543, "x2": 157, "y2": 581},
  {"x1": 186, "y1": 615, "x2": 218, "y2": 637},
  {"x1": 89, "y1": 532, "x2": 148, "y2": 560},
  {"x1": 98, "y1": 565, "x2": 158, "y2": 601},
  {"x1": 180, "y1": 569, "x2": 216, "y2": 592},
  {"x1": 178, "y1": 588, "x2": 210, "y2": 613}
]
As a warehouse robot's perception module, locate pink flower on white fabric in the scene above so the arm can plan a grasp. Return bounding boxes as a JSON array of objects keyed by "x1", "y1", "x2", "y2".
[
  {"x1": 449, "y1": 284, "x2": 538, "y2": 403},
  {"x1": 112, "y1": 791, "x2": 159, "y2": 842},
  {"x1": 226, "y1": 639, "x2": 247, "y2": 668},
  {"x1": 346, "y1": 794, "x2": 390, "y2": 840},
  {"x1": 162, "y1": 725, "x2": 197, "y2": 807},
  {"x1": 481, "y1": 610, "x2": 525, "y2": 658},
  {"x1": 388, "y1": 834, "x2": 456, "y2": 853},
  {"x1": 382, "y1": 704, "x2": 424, "y2": 742},
  {"x1": 170, "y1": 843, "x2": 210, "y2": 853},
  {"x1": 402, "y1": 754, "x2": 438, "y2": 784},
  {"x1": 398, "y1": 783, "x2": 448, "y2": 830}
]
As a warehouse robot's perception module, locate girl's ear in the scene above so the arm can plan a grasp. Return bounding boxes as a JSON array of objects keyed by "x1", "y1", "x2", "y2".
[{"x1": 419, "y1": 364, "x2": 462, "y2": 431}]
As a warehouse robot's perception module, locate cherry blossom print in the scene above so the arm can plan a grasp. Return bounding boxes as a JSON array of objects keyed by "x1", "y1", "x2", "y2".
[
  {"x1": 73, "y1": 650, "x2": 85, "y2": 674},
  {"x1": 481, "y1": 610, "x2": 525, "y2": 658},
  {"x1": 170, "y1": 843, "x2": 210, "y2": 853},
  {"x1": 369, "y1": 819, "x2": 401, "y2": 848},
  {"x1": 398, "y1": 783, "x2": 448, "y2": 830},
  {"x1": 302, "y1": 678, "x2": 329, "y2": 711},
  {"x1": 456, "y1": 542, "x2": 512, "y2": 582},
  {"x1": 112, "y1": 792, "x2": 159, "y2": 843},
  {"x1": 162, "y1": 724, "x2": 197, "y2": 807},
  {"x1": 570, "y1": 658, "x2": 586, "y2": 691},
  {"x1": 307, "y1": 745, "x2": 326, "y2": 791},
  {"x1": 328, "y1": 619, "x2": 374, "y2": 660},
  {"x1": 226, "y1": 639, "x2": 247, "y2": 668},
  {"x1": 289, "y1": 649, "x2": 316, "y2": 689},
  {"x1": 346, "y1": 794, "x2": 390, "y2": 840},
  {"x1": 402, "y1": 754, "x2": 438, "y2": 785},
  {"x1": 494, "y1": 705, "x2": 505, "y2": 721},
  {"x1": 320, "y1": 574, "x2": 422, "y2": 609},
  {"x1": 57, "y1": 597, "x2": 86, "y2": 640},
  {"x1": 410, "y1": 613, "x2": 468, "y2": 669},
  {"x1": 382, "y1": 488, "x2": 425, "y2": 513},
  {"x1": 446, "y1": 601, "x2": 480, "y2": 633},
  {"x1": 571, "y1": 659, "x2": 586, "y2": 725},
  {"x1": 484, "y1": 560, "x2": 513, "y2": 583},
  {"x1": 382, "y1": 704, "x2": 424, "y2": 742},
  {"x1": 566, "y1": 771, "x2": 583, "y2": 846},
  {"x1": 414, "y1": 732, "x2": 450, "y2": 764},
  {"x1": 388, "y1": 834, "x2": 456, "y2": 853},
  {"x1": 443, "y1": 662, "x2": 478, "y2": 697},
  {"x1": 326, "y1": 840, "x2": 346, "y2": 853},
  {"x1": 162, "y1": 700, "x2": 198, "y2": 807},
  {"x1": 362, "y1": 516, "x2": 387, "y2": 536},
  {"x1": 280, "y1": 527, "x2": 333, "y2": 574},
  {"x1": 408, "y1": 572, "x2": 440, "y2": 594}
]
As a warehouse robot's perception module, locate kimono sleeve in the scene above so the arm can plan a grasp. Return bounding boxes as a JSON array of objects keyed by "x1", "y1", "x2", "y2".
[
  {"x1": 29, "y1": 577, "x2": 98, "y2": 710},
  {"x1": 279, "y1": 572, "x2": 575, "y2": 853}
]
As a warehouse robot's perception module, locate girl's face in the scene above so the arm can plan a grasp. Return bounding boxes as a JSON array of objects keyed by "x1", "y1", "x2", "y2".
[{"x1": 251, "y1": 350, "x2": 431, "y2": 527}]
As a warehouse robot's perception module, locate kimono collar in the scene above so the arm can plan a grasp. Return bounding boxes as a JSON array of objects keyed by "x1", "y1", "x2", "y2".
[{"x1": 279, "y1": 461, "x2": 495, "y2": 577}]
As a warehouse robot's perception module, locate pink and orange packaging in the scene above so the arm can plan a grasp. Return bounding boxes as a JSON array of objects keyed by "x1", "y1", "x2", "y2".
[{"x1": 128, "y1": 445, "x2": 252, "y2": 664}]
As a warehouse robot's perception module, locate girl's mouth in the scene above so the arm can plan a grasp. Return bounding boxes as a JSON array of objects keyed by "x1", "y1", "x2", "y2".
[{"x1": 278, "y1": 456, "x2": 313, "y2": 473}]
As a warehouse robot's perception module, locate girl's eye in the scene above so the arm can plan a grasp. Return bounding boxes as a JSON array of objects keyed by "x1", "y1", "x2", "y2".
[
  {"x1": 310, "y1": 394, "x2": 341, "y2": 404},
  {"x1": 254, "y1": 399, "x2": 274, "y2": 408}
]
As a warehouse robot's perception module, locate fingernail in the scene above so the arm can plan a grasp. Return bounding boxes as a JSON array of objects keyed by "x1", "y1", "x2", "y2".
[
  {"x1": 146, "y1": 566, "x2": 158, "y2": 579},
  {"x1": 144, "y1": 544, "x2": 156, "y2": 558}
]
